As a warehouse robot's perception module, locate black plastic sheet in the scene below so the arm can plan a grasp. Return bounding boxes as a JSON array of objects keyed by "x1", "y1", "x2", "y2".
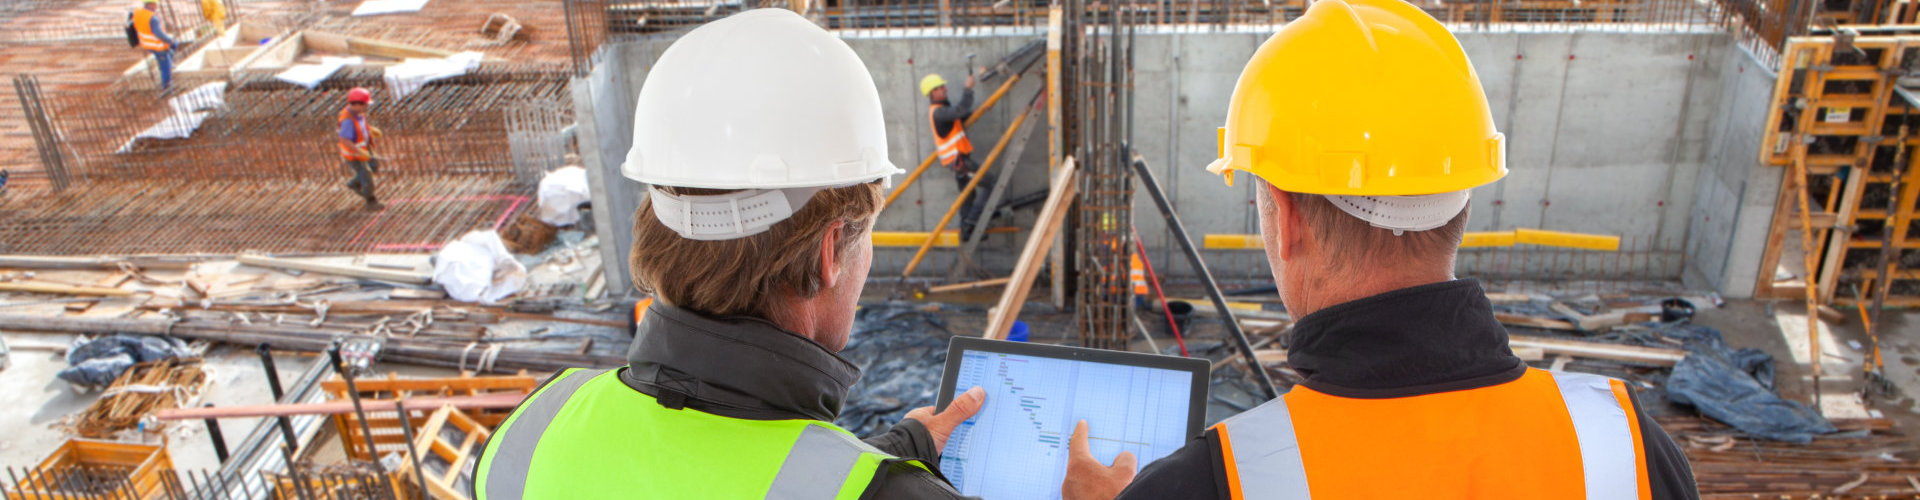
[
  {"x1": 57, "y1": 335, "x2": 191, "y2": 388},
  {"x1": 1661, "y1": 323, "x2": 1834, "y2": 443},
  {"x1": 835, "y1": 303, "x2": 959, "y2": 437}
]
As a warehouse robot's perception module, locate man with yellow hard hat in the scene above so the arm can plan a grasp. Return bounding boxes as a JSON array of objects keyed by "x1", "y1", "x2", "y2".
[
  {"x1": 1058, "y1": 0, "x2": 1698, "y2": 498},
  {"x1": 922, "y1": 70, "x2": 995, "y2": 236}
]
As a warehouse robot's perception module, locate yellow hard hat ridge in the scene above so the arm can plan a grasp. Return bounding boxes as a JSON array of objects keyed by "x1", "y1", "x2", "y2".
[
  {"x1": 1208, "y1": 0, "x2": 1507, "y2": 196},
  {"x1": 920, "y1": 73, "x2": 947, "y2": 97}
]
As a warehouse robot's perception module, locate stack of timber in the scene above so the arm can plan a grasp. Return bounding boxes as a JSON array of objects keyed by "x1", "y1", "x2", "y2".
[
  {"x1": 1660, "y1": 416, "x2": 1920, "y2": 498},
  {"x1": 67, "y1": 357, "x2": 212, "y2": 439}
]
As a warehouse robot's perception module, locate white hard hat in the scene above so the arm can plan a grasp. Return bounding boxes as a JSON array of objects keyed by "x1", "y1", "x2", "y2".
[{"x1": 623, "y1": 9, "x2": 901, "y2": 240}]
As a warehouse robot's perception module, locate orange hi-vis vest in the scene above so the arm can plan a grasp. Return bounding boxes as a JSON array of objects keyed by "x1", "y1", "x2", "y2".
[
  {"x1": 929, "y1": 103, "x2": 973, "y2": 167},
  {"x1": 1214, "y1": 368, "x2": 1650, "y2": 500},
  {"x1": 132, "y1": 8, "x2": 169, "y2": 51},
  {"x1": 339, "y1": 107, "x2": 371, "y2": 161}
]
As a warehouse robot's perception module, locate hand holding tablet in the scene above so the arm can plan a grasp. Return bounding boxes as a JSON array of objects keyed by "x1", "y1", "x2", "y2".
[{"x1": 934, "y1": 337, "x2": 1209, "y2": 499}]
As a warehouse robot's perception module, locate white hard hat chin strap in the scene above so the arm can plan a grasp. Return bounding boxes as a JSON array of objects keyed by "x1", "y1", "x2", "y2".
[{"x1": 649, "y1": 185, "x2": 840, "y2": 241}]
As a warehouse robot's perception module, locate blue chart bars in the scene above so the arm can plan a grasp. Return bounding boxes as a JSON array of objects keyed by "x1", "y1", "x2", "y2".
[{"x1": 940, "y1": 351, "x2": 1193, "y2": 499}]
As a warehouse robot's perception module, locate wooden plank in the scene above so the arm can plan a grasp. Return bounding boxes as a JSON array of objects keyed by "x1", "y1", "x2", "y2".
[
  {"x1": 984, "y1": 158, "x2": 1077, "y2": 340},
  {"x1": 301, "y1": 30, "x2": 350, "y2": 53},
  {"x1": 0, "y1": 282, "x2": 136, "y2": 297},
  {"x1": 0, "y1": 255, "x2": 197, "y2": 271},
  {"x1": 152, "y1": 392, "x2": 525, "y2": 420},
  {"x1": 238, "y1": 254, "x2": 432, "y2": 285},
  {"x1": 927, "y1": 277, "x2": 1010, "y2": 294},
  {"x1": 1484, "y1": 292, "x2": 1533, "y2": 303},
  {"x1": 1507, "y1": 335, "x2": 1687, "y2": 366},
  {"x1": 230, "y1": 30, "x2": 299, "y2": 72},
  {"x1": 1493, "y1": 312, "x2": 1578, "y2": 331}
]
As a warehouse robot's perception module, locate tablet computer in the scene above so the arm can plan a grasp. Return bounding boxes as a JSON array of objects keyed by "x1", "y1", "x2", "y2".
[{"x1": 933, "y1": 336, "x2": 1210, "y2": 499}]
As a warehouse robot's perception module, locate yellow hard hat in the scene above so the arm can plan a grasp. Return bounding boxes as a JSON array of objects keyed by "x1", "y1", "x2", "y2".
[
  {"x1": 920, "y1": 73, "x2": 947, "y2": 97},
  {"x1": 1207, "y1": 0, "x2": 1506, "y2": 196}
]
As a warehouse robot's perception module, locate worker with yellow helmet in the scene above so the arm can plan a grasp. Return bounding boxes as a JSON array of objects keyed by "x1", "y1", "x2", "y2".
[
  {"x1": 1059, "y1": 0, "x2": 1699, "y2": 498},
  {"x1": 922, "y1": 68, "x2": 995, "y2": 236}
]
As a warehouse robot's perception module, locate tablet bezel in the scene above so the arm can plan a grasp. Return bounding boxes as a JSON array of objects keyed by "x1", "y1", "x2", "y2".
[{"x1": 934, "y1": 336, "x2": 1211, "y2": 440}]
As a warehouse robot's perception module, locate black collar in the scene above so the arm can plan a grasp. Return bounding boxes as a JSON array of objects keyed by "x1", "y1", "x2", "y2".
[
  {"x1": 1285, "y1": 279, "x2": 1527, "y2": 399},
  {"x1": 620, "y1": 302, "x2": 861, "y2": 421}
]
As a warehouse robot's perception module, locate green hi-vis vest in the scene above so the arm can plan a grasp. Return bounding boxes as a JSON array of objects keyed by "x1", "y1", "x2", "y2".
[{"x1": 474, "y1": 368, "x2": 927, "y2": 500}]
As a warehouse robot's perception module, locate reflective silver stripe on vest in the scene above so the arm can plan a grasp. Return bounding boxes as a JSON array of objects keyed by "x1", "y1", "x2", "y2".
[
  {"x1": 1549, "y1": 371, "x2": 1639, "y2": 500},
  {"x1": 766, "y1": 424, "x2": 885, "y2": 499},
  {"x1": 481, "y1": 368, "x2": 607, "y2": 500},
  {"x1": 1219, "y1": 396, "x2": 1313, "y2": 500}
]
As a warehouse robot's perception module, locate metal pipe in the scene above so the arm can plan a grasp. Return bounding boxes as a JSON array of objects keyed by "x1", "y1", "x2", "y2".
[
  {"x1": 203, "y1": 403, "x2": 230, "y2": 465},
  {"x1": 392, "y1": 399, "x2": 430, "y2": 498},
  {"x1": 1129, "y1": 152, "x2": 1278, "y2": 399},
  {"x1": 255, "y1": 344, "x2": 300, "y2": 452},
  {"x1": 326, "y1": 341, "x2": 397, "y2": 500}
]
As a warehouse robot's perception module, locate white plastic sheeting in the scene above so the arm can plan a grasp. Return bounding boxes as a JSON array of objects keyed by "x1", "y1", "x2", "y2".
[
  {"x1": 432, "y1": 231, "x2": 527, "y2": 303},
  {"x1": 352, "y1": 0, "x2": 430, "y2": 16},
  {"x1": 117, "y1": 82, "x2": 227, "y2": 153},
  {"x1": 383, "y1": 51, "x2": 484, "y2": 100},
  {"x1": 274, "y1": 56, "x2": 363, "y2": 89},
  {"x1": 535, "y1": 167, "x2": 592, "y2": 226}
]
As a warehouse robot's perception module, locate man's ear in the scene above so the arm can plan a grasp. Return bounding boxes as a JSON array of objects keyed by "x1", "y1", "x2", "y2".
[
  {"x1": 1266, "y1": 183, "x2": 1308, "y2": 263},
  {"x1": 818, "y1": 220, "x2": 844, "y2": 289}
]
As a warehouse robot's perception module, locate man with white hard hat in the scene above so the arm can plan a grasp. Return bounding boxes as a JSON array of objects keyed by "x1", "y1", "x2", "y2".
[
  {"x1": 473, "y1": 9, "x2": 985, "y2": 499},
  {"x1": 1059, "y1": 0, "x2": 1698, "y2": 498}
]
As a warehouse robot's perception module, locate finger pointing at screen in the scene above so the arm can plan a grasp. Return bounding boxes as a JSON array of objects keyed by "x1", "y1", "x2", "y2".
[
  {"x1": 1063, "y1": 420, "x2": 1138, "y2": 500},
  {"x1": 907, "y1": 385, "x2": 985, "y2": 453}
]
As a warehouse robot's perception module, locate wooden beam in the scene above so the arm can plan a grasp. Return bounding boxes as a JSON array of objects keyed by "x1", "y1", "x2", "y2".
[
  {"x1": 1507, "y1": 335, "x2": 1687, "y2": 366},
  {"x1": 0, "y1": 282, "x2": 136, "y2": 297},
  {"x1": 0, "y1": 255, "x2": 197, "y2": 271},
  {"x1": 928, "y1": 277, "x2": 1010, "y2": 294},
  {"x1": 1493, "y1": 312, "x2": 1579, "y2": 331},
  {"x1": 984, "y1": 158, "x2": 1077, "y2": 340},
  {"x1": 237, "y1": 255, "x2": 432, "y2": 285},
  {"x1": 154, "y1": 392, "x2": 525, "y2": 420}
]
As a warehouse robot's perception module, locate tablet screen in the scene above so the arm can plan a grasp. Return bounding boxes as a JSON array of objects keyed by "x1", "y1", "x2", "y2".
[{"x1": 937, "y1": 348, "x2": 1198, "y2": 499}]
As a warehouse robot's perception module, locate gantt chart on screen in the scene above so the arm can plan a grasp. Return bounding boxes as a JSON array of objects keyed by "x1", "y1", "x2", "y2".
[{"x1": 938, "y1": 351, "x2": 1194, "y2": 499}]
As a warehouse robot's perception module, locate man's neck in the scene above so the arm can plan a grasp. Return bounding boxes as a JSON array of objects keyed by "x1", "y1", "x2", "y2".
[{"x1": 1290, "y1": 271, "x2": 1453, "y2": 320}]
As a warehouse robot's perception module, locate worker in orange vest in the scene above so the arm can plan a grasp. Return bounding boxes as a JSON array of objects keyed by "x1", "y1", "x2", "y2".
[
  {"x1": 130, "y1": 0, "x2": 176, "y2": 91},
  {"x1": 922, "y1": 69, "x2": 994, "y2": 237},
  {"x1": 338, "y1": 87, "x2": 384, "y2": 209},
  {"x1": 1058, "y1": 1, "x2": 1698, "y2": 499}
]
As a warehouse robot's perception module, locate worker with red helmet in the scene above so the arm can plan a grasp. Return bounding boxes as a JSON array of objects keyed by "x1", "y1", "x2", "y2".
[{"x1": 339, "y1": 87, "x2": 383, "y2": 208}]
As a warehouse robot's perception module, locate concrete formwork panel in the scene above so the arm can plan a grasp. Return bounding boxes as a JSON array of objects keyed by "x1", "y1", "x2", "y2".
[{"x1": 1684, "y1": 47, "x2": 1782, "y2": 297}]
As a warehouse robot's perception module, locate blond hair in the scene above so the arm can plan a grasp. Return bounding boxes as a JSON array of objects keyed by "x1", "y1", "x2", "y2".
[{"x1": 629, "y1": 183, "x2": 883, "y2": 318}]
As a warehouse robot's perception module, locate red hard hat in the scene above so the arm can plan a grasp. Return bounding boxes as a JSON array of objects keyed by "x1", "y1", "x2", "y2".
[{"x1": 347, "y1": 87, "x2": 372, "y2": 104}]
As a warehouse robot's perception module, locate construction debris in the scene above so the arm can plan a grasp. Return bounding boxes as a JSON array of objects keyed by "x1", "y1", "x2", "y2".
[
  {"x1": 67, "y1": 357, "x2": 211, "y2": 438},
  {"x1": 57, "y1": 335, "x2": 196, "y2": 389}
]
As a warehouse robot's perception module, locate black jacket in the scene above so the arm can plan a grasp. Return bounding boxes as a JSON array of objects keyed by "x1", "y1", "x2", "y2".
[
  {"x1": 617, "y1": 303, "x2": 970, "y2": 499},
  {"x1": 1116, "y1": 280, "x2": 1700, "y2": 500}
]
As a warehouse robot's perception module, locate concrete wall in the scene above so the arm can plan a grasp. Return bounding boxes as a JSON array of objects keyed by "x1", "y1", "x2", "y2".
[
  {"x1": 578, "y1": 27, "x2": 1779, "y2": 294},
  {"x1": 1682, "y1": 46, "x2": 1783, "y2": 297}
]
